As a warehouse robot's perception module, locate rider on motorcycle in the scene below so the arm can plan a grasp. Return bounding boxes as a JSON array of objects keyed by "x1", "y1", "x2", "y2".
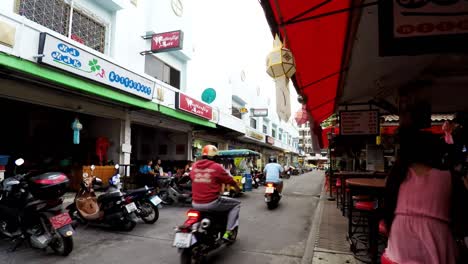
[
  {"x1": 190, "y1": 145, "x2": 241, "y2": 241},
  {"x1": 264, "y1": 157, "x2": 284, "y2": 193}
]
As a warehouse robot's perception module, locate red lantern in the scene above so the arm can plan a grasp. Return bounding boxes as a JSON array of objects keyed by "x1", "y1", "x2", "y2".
[{"x1": 295, "y1": 105, "x2": 309, "y2": 126}]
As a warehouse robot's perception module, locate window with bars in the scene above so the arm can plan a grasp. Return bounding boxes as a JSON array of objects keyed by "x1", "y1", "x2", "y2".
[{"x1": 16, "y1": 0, "x2": 106, "y2": 53}]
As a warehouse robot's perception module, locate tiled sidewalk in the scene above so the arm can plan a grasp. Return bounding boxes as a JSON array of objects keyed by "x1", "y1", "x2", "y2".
[{"x1": 309, "y1": 186, "x2": 363, "y2": 264}]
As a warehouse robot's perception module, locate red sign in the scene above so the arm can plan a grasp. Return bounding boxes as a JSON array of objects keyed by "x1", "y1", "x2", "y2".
[
  {"x1": 266, "y1": 136, "x2": 275, "y2": 145},
  {"x1": 177, "y1": 93, "x2": 212, "y2": 120},
  {"x1": 151, "y1": 30, "x2": 183, "y2": 53}
]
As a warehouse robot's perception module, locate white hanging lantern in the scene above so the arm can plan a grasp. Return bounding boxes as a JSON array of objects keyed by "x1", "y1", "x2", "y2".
[{"x1": 266, "y1": 35, "x2": 296, "y2": 79}]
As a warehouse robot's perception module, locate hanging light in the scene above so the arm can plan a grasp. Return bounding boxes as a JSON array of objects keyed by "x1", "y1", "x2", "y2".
[
  {"x1": 266, "y1": 35, "x2": 296, "y2": 78},
  {"x1": 294, "y1": 105, "x2": 309, "y2": 126}
]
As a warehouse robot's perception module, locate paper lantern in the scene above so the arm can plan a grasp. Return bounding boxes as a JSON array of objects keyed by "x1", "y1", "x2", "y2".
[
  {"x1": 295, "y1": 105, "x2": 309, "y2": 126},
  {"x1": 71, "y1": 118, "x2": 83, "y2": 145},
  {"x1": 266, "y1": 35, "x2": 296, "y2": 78}
]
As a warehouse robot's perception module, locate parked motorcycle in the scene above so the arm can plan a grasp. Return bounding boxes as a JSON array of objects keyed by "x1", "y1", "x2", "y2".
[
  {"x1": 67, "y1": 165, "x2": 137, "y2": 231},
  {"x1": 0, "y1": 158, "x2": 74, "y2": 256},
  {"x1": 109, "y1": 165, "x2": 161, "y2": 224},
  {"x1": 264, "y1": 182, "x2": 281, "y2": 209},
  {"x1": 252, "y1": 169, "x2": 264, "y2": 188},
  {"x1": 158, "y1": 176, "x2": 192, "y2": 205},
  {"x1": 174, "y1": 208, "x2": 239, "y2": 264}
]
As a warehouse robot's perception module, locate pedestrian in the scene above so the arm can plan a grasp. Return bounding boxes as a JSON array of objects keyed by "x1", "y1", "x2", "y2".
[
  {"x1": 154, "y1": 158, "x2": 165, "y2": 176},
  {"x1": 383, "y1": 128, "x2": 458, "y2": 263}
]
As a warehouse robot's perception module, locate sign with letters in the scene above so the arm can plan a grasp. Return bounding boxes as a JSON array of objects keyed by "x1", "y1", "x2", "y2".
[
  {"x1": 379, "y1": 0, "x2": 468, "y2": 55},
  {"x1": 176, "y1": 93, "x2": 213, "y2": 120},
  {"x1": 340, "y1": 110, "x2": 379, "y2": 136},
  {"x1": 38, "y1": 33, "x2": 154, "y2": 100}
]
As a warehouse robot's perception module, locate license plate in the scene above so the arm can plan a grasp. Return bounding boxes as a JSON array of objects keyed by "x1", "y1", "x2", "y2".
[
  {"x1": 125, "y1": 202, "x2": 137, "y2": 213},
  {"x1": 49, "y1": 213, "x2": 72, "y2": 230},
  {"x1": 265, "y1": 187, "x2": 275, "y2": 194},
  {"x1": 150, "y1": 195, "x2": 162, "y2": 206},
  {"x1": 173, "y1": 232, "x2": 193, "y2": 248}
]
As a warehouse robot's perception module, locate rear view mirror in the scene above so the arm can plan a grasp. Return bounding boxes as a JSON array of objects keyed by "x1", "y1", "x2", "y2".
[
  {"x1": 114, "y1": 164, "x2": 120, "y2": 169},
  {"x1": 90, "y1": 165, "x2": 95, "y2": 171},
  {"x1": 15, "y1": 158, "x2": 25, "y2": 167}
]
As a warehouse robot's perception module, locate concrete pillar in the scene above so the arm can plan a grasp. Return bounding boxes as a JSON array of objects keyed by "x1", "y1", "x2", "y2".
[
  {"x1": 120, "y1": 111, "x2": 132, "y2": 175},
  {"x1": 187, "y1": 131, "x2": 193, "y2": 160}
]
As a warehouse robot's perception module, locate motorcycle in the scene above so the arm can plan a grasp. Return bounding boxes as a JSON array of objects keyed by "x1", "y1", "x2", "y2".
[
  {"x1": 109, "y1": 165, "x2": 161, "y2": 224},
  {"x1": 174, "y1": 208, "x2": 239, "y2": 264},
  {"x1": 0, "y1": 158, "x2": 74, "y2": 256},
  {"x1": 252, "y1": 169, "x2": 265, "y2": 188},
  {"x1": 158, "y1": 176, "x2": 192, "y2": 205},
  {"x1": 264, "y1": 182, "x2": 281, "y2": 209},
  {"x1": 67, "y1": 165, "x2": 137, "y2": 231}
]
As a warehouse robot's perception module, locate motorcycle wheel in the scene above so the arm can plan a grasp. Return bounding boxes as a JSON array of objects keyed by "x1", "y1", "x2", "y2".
[
  {"x1": 50, "y1": 234, "x2": 74, "y2": 256},
  {"x1": 40, "y1": 215, "x2": 73, "y2": 256},
  {"x1": 159, "y1": 191, "x2": 173, "y2": 205},
  {"x1": 120, "y1": 219, "x2": 136, "y2": 231},
  {"x1": 139, "y1": 201, "x2": 159, "y2": 224},
  {"x1": 180, "y1": 246, "x2": 204, "y2": 264}
]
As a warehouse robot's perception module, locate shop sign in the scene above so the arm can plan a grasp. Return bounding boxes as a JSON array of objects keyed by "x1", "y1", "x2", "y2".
[
  {"x1": 246, "y1": 128, "x2": 265, "y2": 141},
  {"x1": 176, "y1": 93, "x2": 213, "y2": 120},
  {"x1": 37, "y1": 33, "x2": 155, "y2": 100},
  {"x1": 151, "y1": 30, "x2": 183, "y2": 53},
  {"x1": 251, "y1": 108, "x2": 268, "y2": 117},
  {"x1": 379, "y1": 1, "x2": 468, "y2": 55},
  {"x1": 340, "y1": 110, "x2": 379, "y2": 136},
  {"x1": 266, "y1": 135, "x2": 275, "y2": 145}
]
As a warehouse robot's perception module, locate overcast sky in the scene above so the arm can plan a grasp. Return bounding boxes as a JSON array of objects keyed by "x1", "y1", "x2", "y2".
[{"x1": 186, "y1": 0, "x2": 300, "y2": 118}]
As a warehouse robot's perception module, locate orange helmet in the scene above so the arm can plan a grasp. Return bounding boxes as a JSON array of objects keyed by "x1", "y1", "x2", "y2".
[{"x1": 201, "y1": 145, "x2": 219, "y2": 158}]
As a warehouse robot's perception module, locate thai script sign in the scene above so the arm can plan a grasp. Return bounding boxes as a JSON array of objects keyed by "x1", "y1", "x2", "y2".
[
  {"x1": 38, "y1": 33, "x2": 155, "y2": 100},
  {"x1": 379, "y1": 0, "x2": 468, "y2": 55},
  {"x1": 176, "y1": 93, "x2": 213, "y2": 120}
]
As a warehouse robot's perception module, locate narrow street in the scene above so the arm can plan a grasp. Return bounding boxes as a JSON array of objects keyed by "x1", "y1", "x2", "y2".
[{"x1": 0, "y1": 171, "x2": 323, "y2": 264}]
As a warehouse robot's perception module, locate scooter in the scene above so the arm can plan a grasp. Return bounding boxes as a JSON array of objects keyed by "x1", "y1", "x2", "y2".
[
  {"x1": 174, "y1": 207, "x2": 239, "y2": 264},
  {"x1": 109, "y1": 165, "x2": 161, "y2": 224},
  {"x1": 158, "y1": 176, "x2": 192, "y2": 205},
  {"x1": 67, "y1": 165, "x2": 137, "y2": 231},
  {"x1": 0, "y1": 158, "x2": 74, "y2": 255},
  {"x1": 264, "y1": 182, "x2": 281, "y2": 210}
]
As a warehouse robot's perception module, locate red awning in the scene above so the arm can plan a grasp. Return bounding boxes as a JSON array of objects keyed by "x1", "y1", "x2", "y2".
[{"x1": 260, "y1": 0, "x2": 352, "y2": 124}]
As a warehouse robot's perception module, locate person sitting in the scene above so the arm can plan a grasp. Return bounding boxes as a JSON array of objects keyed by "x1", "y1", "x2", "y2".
[
  {"x1": 190, "y1": 145, "x2": 241, "y2": 241},
  {"x1": 139, "y1": 160, "x2": 156, "y2": 187},
  {"x1": 264, "y1": 157, "x2": 284, "y2": 193}
]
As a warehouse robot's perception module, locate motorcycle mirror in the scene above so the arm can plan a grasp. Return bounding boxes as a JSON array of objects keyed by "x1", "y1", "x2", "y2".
[
  {"x1": 114, "y1": 164, "x2": 119, "y2": 169},
  {"x1": 15, "y1": 158, "x2": 25, "y2": 167},
  {"x1": 90, "y1": 165, "x2": 95, "y2": 171}
]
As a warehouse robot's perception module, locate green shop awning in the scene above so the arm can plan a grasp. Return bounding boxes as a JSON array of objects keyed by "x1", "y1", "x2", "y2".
[
  {"x1": 218, "y1": 149, "x2": 261, "y2": 157},
  {"x1": 0, "y1": 52, "x2": 215, "y2": 128}
]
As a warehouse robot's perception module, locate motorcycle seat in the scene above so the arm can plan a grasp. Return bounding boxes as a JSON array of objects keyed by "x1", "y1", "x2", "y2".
[
  {"x1": 125, "y1": 187, "x2": 148, "y2": 195},
  {"x1": 98, "y1": 191, "x2": 123, "y2": 203}
]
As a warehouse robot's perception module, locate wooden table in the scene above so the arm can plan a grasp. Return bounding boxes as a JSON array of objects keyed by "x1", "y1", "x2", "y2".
[
  {"x1": 346, "y1": 178, "x2": 386, "y2": 189},
  {"x1": 346, "y1": 178, "x2": 386, "y2": 264}
]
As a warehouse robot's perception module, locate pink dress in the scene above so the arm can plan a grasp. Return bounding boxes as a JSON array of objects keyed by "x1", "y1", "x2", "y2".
[{"x1": 386, "y1": 168, "x2": 457, "y2": 264}]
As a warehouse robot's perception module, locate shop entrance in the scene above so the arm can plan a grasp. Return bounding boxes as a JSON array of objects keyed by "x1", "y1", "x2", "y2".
[
  {"x1": 0, "y1": 98, "x2": 121, "y2": 180},
  {"x1": 131, "y1": 123, "x2": 190, "y2": 176}
]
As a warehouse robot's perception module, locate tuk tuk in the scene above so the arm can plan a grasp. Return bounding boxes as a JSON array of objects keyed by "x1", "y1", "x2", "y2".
[{"x1": 216, "y1": 149, "x2": 261, "y2": 197}]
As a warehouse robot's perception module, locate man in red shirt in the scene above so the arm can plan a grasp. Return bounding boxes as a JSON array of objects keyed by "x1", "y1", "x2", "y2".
[{"x1": 190, "y1": 145, "x2": 241, "y2": 240}]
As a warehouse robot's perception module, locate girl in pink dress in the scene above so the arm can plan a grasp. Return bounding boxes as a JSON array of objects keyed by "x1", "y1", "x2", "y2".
[{"x1": 384, "y1": 130, "x2": 457, "y2": 264}]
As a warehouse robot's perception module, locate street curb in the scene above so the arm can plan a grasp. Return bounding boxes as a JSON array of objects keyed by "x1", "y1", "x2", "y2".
[{"x1": 301, "y1": 175, "x2": 326, "y2": 264}]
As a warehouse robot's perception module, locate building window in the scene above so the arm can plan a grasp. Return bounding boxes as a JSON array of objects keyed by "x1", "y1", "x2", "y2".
[
  {"x1": 279, "y1": 132, "x2": 282, "y2": 141},
  {"x1": 231, "y1": 107, "x2": 242, "y2": 119},
  {"x1": 250, "y1": 118, "x2": 257, "y2": 129},
  {"x1": 262, "y1": 125, "x2": 267, "y2": 134},
  {"x1": 145, "y1": 56, "x2": 181, "y2": 89},
  {"x1": 16, "y1": 0, "x2": 106, "y2": 53},
  {"x1": 299, "y1": 139, "x2": 303, "y2": 144},
  {"x1": 272, "y1": 129, "x2": 276, "y2": 138}
]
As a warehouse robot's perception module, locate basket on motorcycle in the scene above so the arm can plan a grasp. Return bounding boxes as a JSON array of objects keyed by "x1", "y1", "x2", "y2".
[
  {"x1": 76, "y1": 194, "x2": 100, "y2": 220},
  {"x1": 29, "y1": 172, "x2": 69, "y2": 200}
]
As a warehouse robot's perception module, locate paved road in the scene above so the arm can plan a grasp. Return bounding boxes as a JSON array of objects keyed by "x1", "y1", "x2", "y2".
[{"x1": 0, "y1": 171, "x2": 324, "y2": 264}]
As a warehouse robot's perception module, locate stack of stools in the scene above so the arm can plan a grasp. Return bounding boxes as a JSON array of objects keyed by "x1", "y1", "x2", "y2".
[{"x1": 348, "y1": 195, "x2": 381, "y2": 264}]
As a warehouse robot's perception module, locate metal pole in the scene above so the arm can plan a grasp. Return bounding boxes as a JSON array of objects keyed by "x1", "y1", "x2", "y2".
[{"x1": 327, "y1": 132, "x2": 335, "y2": 201}]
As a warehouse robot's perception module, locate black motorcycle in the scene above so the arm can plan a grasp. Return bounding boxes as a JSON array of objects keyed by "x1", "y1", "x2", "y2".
[
  {"x1": 158, "y1": 175, "x2": 192, "y2": 205},
  {"x1": 174, "y1": 208, "x2": 239, "y2": 264},
  {"x1": 0, "y1": 158, "x2": 74, "y2": 256},
  {"x1": 109, "y1": 165, "x2": 161, "y2": 224},
  {"x1": 67, "y1": 165, "x2": 137, "y2": 231}
]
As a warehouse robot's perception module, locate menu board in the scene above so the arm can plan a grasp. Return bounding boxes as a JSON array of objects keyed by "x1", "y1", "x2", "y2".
[{"x1": 340, "y1": 110, "x2": 379, "y2": 136}]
